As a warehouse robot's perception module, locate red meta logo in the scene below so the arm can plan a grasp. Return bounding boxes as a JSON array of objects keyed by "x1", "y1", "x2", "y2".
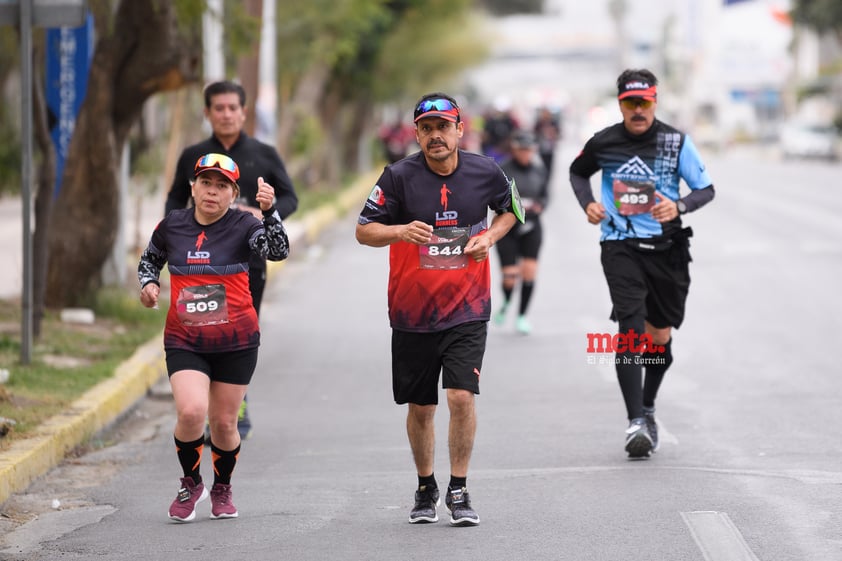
[{"x1": 586, "y1": 330, "x2": 665, "y2": 353}]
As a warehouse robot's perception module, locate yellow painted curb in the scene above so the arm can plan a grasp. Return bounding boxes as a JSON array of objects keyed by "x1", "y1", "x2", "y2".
[{"x1": 0, "y1": 338, "x2": 165, "y2": 506}]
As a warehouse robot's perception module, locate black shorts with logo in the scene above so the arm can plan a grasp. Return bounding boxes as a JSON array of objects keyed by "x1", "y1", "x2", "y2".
[
  {"x1": 600, "y1": 231, "x2": 692, "y2": 329},
  {"x1": 391, "y1": 321, "x2": 487, "y2": 405}
]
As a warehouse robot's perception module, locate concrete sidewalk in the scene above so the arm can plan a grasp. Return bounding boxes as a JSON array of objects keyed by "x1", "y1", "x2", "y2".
[{"x1": 0, "y1": 171, "x2": 377, "y2": 507}]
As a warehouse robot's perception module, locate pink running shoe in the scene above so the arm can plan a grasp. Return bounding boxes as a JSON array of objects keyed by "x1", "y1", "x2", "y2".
[
  {"x1": 168, "y1": 477, "x2": 208, "y2": 522},
  {"x1": 210, "y1": 483, "x2": 238, "y2": 519}
]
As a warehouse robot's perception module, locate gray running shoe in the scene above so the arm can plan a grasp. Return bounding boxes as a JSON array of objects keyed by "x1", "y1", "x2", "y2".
[
  {"x1": 409, "y1": 485, "x2": 440, "y2": 523},
  {"x1": 642, "y1": 406, "x2": 659, "y2": 452},
  {"x1": 624, "y1": 417, "x2": 654, "y2": 459},
  {"x1": 445, "y1": 487, "x2": 480, "y2": 526}
]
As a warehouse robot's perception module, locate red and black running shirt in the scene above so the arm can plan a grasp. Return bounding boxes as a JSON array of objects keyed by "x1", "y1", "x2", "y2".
[
  {"x1": 358, "y1": 150, "x2": 515, "y2": 333},
  {"x1": 138, "y1": 207, "x2": 288, "y2": 353}
]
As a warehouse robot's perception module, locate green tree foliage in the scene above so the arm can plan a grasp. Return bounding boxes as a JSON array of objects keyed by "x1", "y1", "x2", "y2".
[
  {"x1": 370, "y1": 0, "x2": 490, "y2": 102},
  {"x1": 10, "y1": 0, "x2": 491, "y2": 310},
  {"x1": 791, "y1": 0, "x2": 842, "y2": 37},
  {"x1": 479, "y1": 0, "x2": 545, "y2": 16},
  {"x1": 275, "y1": 0, "x2": 489, "y2": 185},
  {"x1": 0, "y1": 28, "x2": 21, "y2": 195}
]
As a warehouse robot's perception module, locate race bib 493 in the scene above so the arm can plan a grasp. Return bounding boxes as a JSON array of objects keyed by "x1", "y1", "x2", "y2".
[{"x1": 613, "y1": 179, "x2": 655, "y2": 216}]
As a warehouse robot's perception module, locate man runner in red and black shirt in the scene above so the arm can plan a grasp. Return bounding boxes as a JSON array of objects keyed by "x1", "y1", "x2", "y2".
[{"x1": 356, "y1": 92, "x2": 521, "y2": 526}]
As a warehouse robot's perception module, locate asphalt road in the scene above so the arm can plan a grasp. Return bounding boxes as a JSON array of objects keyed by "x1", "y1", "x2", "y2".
[{"x1": 1, "y1": 144, "x2": 840, "y2": 561}]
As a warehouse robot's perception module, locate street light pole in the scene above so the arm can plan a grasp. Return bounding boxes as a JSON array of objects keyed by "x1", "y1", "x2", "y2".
[{"x1": 20, "y1": 0, "x2": 33, "y2": 364}]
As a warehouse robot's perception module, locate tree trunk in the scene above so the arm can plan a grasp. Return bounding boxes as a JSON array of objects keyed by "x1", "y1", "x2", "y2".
[
  {"x1": 31, "y1": 42, "x2": 56, "y2": 337},
  {"x1": 44, "y1": 0, "x2": 201, "y2": 308},
  {"x1": 343, "y1": 95, "x2": 374, "y2": 173},
  {"x1": 276, "y1": 61, "x2": 330, "y2": 157}
]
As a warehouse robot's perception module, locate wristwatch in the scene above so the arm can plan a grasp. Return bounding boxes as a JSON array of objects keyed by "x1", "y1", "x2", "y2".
[{"x1": 676, "y1": 200, "x2": 688, "y2": 215}]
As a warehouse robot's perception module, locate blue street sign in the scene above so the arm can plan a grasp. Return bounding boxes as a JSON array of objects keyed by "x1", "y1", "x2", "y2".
[{"x1": 45, "y1": 11, "x2": 93, "y2": 198}]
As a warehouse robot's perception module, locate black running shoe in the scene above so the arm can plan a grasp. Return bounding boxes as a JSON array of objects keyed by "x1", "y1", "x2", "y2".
[
  {"x1": 409, "y1": 485, "x2": 440, "y2": 523},
  {"x1": 625, "y1": 417, "x2": 654, "y2": 459},
  {"x1": 445, "y1": 487, "x2": 480, "y2": 526},
  {"x1": 642, "y1": 406, "x2": 659, "y2": 452}
]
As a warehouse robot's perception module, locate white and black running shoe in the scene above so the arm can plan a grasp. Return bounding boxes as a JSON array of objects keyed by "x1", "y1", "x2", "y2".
[
  {"x1": 625, "y1": 417, "x2": 654, "y2": 459},
  {"x1": 445, "y1": 487, "x2": 480, "y2": 526},
  {"x1": 409, "y1": 485, "x2": 440, "y2": 523}
]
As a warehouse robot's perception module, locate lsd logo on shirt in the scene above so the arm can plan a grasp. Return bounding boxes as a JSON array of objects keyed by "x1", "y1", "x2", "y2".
[
  {"x1": 187, "y1": 231, "x2": 210, "y2": 264},
  {"x1": 435, "y1": 183, "x2": 458, "y2": 227}
]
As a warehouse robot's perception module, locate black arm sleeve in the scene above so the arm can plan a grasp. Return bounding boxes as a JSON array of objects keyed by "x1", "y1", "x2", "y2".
[
  {"x1": 679, "y1": 185, "x2": 715, "y2": 213},
  {"x1": 570, "y1": 172, "x2": 596, "y2": 211}
]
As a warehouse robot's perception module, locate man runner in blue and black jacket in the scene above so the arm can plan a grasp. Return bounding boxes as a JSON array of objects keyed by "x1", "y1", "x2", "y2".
[{"x1": 570, "y1": 68, "x2": 715, "y2": 459}]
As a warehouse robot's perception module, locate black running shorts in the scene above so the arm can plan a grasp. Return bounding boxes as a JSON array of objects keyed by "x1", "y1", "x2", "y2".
[
  {"x1": 600, "y1": 238, "x2": 691, "y2": 329},
  {"x1": 495, "y1": 218, "x2": 543, "y2": 267},
  {"x1": 391, "y1": 321, "x2": 487, "y2": 405},
  {"x1": 165, "y1": 348, "x2": 259, "y2": 385}
]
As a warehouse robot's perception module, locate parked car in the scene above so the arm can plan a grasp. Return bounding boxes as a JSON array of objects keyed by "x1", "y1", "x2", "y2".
[{"x1": 780, "y1": 121, "x2": 840, "y2": 161}]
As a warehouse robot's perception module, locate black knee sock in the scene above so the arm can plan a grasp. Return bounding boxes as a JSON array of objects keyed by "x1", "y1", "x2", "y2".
[
  {"x1": 643, "y1": 338, "x2": 673, "y2": 408},
  {"x1": 174, "y1": 435, "x2": 204, "y2": 485},
  {"x1": 616, "y1": 316, "x2": 645, "y2": 420},
  {"x1": 210, "y1": 442, "x2": 240, "y2": 485},
  {"x1": 519, "y1": 281, "x2": 534, "y2": 315},
  {"x1": 502, "y1": 272, "x2": 518, "y2": 306},
  {"x1": 502, "y1": 285, "x2": 513, "y2": 304},
  {"x1": 616, "y1": 351, "x2": 643, "y2": 420},
  {"x1": 449, "y1": 475, "x2": 467, "y2": 490}
]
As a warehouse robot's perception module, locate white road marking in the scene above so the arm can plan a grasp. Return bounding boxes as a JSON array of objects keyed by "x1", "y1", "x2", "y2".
[{"x1": 681, "y1": 511, "x2": 761, "y2": 561}]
